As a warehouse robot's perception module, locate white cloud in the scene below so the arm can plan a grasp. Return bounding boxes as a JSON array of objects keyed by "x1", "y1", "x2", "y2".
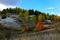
[
  {"x1": 0, "y1": 4, "x2": 16, "y2": 11},
  {"x1": 47, "y1": 7, "x2": 54, "y2": 10},
  {"x1": 57, "y1": 13, "x2": 60, "y2": 16},
  {"x1": 50, "y1": 12, "x2": 55, "y2": 14},
  {"x1": 50, "y1": 12, "x2": 60, "y2": 16}
]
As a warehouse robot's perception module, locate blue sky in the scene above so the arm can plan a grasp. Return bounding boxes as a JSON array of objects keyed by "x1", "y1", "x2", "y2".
[
  {"x1": 17, "y1": 0, "x2": 60, "y2": 15},
  {"x1": 0, "y1": 0, "x2": 60, "y2": 16}
]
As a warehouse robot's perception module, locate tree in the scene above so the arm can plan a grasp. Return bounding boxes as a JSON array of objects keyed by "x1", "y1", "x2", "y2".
[
  {"x1": 50, "y1": 15, "x2": 55, "y2": 21},
  {"x1": 38, "y1": 14, "x2": 44, "y2": 22},
  {"x1": 31, "y1": 15, "x2": 36, "y2": 23},
  {"x1": 12, "y1": 7, "x2": 22, "y2": 14},
  {"x1": 28, "y1": 9, "x2": 35, "y2": 15},
  {"x1": 18, "y1": 13, "x2": 24, "y2": 18},
  {"x1": 24, "y1": 11, "x2": 29, "y2": 23},
  {"x1": 1, "y1": 9, "x2": 8, "y2": 19},
  {"x1": 36, "y1": 14, "x2": 44, "y2": 31},
  {"x1": 53, "y1": 16, "x2": 59, "y2": 22},
  {"x1": 34, "y1": 10, "x2": 42, "y2": 22},
  {"x1": 45, "y1": 13, "x2": 50, "y2": 20},
  {"x1": 36, "y1": 22, "x2": 44, "y2": 30},
  {"x1": 31, "y1": 15, "x2": 37, "y2": 28}
]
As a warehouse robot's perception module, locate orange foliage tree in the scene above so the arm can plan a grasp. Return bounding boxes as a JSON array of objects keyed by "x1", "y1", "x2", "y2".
[
  {"x1": 36, "y1": 21, "x2": 44, "y2": 31},
  {"x1": 36, "y1": 14, "x2": 44, "y2": 30}
]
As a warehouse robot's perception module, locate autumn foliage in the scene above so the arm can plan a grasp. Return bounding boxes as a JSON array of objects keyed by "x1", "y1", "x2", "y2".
[
  {"x1": 25, "y1": 26, "x2": 29, "y2": 32},
  {"x1": 36, "y1": 22, "x2": 44, "y2": 30}
]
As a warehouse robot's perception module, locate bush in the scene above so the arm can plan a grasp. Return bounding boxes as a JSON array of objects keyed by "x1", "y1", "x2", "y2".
[
  {"x1": 0, "y1": 24, "x2": 3, "y2": 30},
  {"x1": 47, "y1": 26, "x2": 54, "y2": 29},
  {"x1": 20, "y1": 27, "x2": 26, "y2": 33},
  {"x1": 1, "y1": 14, "x2": 6, "y2": 19},
  {"x1": 32, "y1": 28, "x2": 39, "y2": 32}
]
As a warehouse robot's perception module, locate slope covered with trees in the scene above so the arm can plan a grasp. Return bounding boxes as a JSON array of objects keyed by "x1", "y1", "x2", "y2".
[
  {"x1": 0, "y1": 7, "x2": 60, "y2": 31},
  {"x1": 0, "y1": 7, "x2": 60, "y2": 22}
]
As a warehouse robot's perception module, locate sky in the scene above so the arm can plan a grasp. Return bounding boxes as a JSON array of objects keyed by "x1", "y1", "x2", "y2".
[{"x1": 0, "y1": 0, "x2": 60, "y2": 16}]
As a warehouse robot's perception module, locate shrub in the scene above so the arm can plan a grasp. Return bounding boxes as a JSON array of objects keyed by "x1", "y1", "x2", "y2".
[
  {"x1": 0, "y1": 24, "x2": 3, "y2": 30},
  {"x1": 1, "y1": 14, "x2": 6, "y2": 19},
  {"x1": 20, "y1": 27, "x2": 26, "y2": 33},
  {"x1": 36, "y1": 22, "x2": 44, "y2": 30}
]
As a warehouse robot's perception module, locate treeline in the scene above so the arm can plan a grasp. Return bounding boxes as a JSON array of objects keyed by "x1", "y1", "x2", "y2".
[{"x1": 0, "y1": 7, "x2": 60, "y2": 22}]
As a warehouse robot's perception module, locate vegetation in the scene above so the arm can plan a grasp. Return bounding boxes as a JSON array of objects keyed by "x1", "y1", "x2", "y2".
[
  {"x1": 0, "y1": 7, "x2": 60, "y2": 22},
  {"x1": 0, "y1": 24, "x2": 3, "y2": 30},
  {"x1": 0, "y1": 7, "x2": 60, "y2": 32},
  {"x1": 24, "y1": 11, "x2": 29, "y2": 23},
  {"x1": 31, "y1": 15, "x2": 36, "y2": 23}
]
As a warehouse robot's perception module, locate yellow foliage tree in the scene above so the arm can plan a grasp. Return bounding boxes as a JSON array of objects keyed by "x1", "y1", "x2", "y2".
[
  {"x1": 38, "y1": 14, "x2": 44, "y2": 22},
  {"x1": 24, "y1": 11, "x2": 29, "y2": 23},
  {"x1": 19, "y1": 12, "x2": 24, "y2": 18},
  {"x1": 53, "y1": 16, "x2": 59, "y2": 22}
]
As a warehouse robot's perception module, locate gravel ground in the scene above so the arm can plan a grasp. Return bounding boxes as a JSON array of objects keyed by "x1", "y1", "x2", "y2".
[
  {"x1": 0, "y1": 29, "x2": 60, "y2": 40},
  {"x1": 19, "y1": 30, "x2": 60, "y2": 40}
]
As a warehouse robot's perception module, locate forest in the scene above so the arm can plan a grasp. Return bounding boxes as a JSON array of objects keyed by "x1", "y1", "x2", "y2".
[{"x1": 0, "y1": 7, "x2": 60, "y2": 22}]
